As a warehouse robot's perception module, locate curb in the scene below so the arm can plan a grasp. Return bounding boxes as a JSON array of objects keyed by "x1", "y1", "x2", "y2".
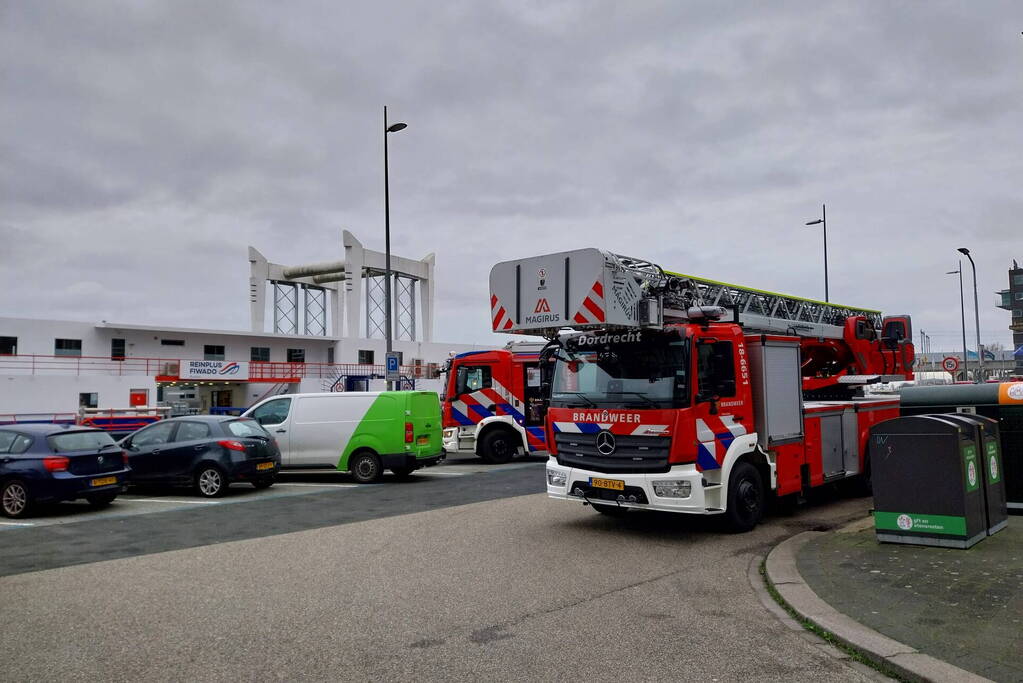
[{"x1": 763, "y1": 525, "x2": 992, "y2": 683}]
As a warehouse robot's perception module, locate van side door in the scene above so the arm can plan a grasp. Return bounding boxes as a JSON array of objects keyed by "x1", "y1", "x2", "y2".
[{"x1": 248, "y1": 397, "x2": 293, "y2": 465}]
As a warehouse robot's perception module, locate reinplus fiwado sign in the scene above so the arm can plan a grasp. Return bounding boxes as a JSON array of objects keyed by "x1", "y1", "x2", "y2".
[{"x1": 179, "y1": 360, "x2": 249, "y2": 381}]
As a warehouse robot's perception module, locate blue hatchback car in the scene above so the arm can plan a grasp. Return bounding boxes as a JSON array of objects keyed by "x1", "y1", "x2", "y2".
[{"x1": 0, "y1": 424, "x2": 130, "y2": 518}]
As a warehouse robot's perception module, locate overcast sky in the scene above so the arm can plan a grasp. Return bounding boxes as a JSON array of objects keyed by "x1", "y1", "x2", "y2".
[{"x1": 2, "y1": 1, "x2": 1020, "y2": 356}]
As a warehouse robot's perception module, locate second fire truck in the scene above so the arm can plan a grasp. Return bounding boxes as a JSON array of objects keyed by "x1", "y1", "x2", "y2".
[{"x1": 489, "y1": 249, "x2": 915, "y2": 531}]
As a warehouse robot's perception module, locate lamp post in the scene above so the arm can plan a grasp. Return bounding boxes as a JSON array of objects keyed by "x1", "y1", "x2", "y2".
[
  {"x1": 384, "y1": 106, "x2": 407, "y2": 390},
  {"x1": 957, "y1": 247, "x2": 984, "y2": 382},
  {"x1": 805, "y1": 203, "x2": 828, "y2": 302},
  {"x1": 946, "y1": 262, "x2": 969, "y2": 381}
]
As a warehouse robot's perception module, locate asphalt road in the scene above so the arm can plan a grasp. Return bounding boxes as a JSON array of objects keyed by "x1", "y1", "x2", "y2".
[{"x1": 0, "y1": 464, "x2": 881, "y2": 682}]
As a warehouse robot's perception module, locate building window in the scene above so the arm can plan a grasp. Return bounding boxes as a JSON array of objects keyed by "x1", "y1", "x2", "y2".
[
  {"x1": 161, "y1": 339, "x2": 185, "y2": 347},
  {"x1": 327, "y1": 347, "x2": 335, "y2": 364},
  {"x1": 251, "y1": 347, "x2": 270, "y2": 362},
  {"x1": 287, "y1": 348, "x2": 305, "y2": 363},
  {"x1": 111, "y1": 338, "x2": 126, "y2": 360},
  {"x1": 1014, "y1": 309, "x2": 1023, "y2": 318},
  {"x1": 1016, "y1": 292, "x2": 1023, "y2": 301},
  {"x1": 0, "y1": 337, "x2": 15, "y2": 355},
  {"x1": 358, "y1": 350, "x2": 374, "y2": 365},
  {"x1": 1014, "y1": 274, "x2": 1023, "y2": 286},
  {"x1": 55, "y1": 339, "x2": 82, "y2": 357},
  {"x1": 79, "y1": 392, "x2": 98, "y2": 409},
  {"x1": 204, "y1": 345, "x2": 225, "y2": 361}
]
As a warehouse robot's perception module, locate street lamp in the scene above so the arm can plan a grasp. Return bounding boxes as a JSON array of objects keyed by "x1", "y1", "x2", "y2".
[
  {"x1": 384, "y1": 106, "x2": 407, "y2": 390},
  {"x1": 946, "y1": 262, "x2": 969, "y2": 381},
  {"x1": 805, "y1": 204, "x2": 828, "y2": 302},
  {"x1": 957, "y1": 247, "x2": 984, "y2": 382}
]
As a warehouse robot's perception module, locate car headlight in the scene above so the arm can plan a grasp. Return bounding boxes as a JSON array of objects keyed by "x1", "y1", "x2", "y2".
[
  {"x1": 546, "y1": 469, "x2": 567, "y2": 487},
  {"x1": 652, "y1": 480, "x2": 691, "y2": 498}
]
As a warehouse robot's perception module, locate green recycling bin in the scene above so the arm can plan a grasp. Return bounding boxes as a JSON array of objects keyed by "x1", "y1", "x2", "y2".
[
  {"x1": 870, "y1": 414, "x2": 988, "y2": 549},
  {"x1": 940, "y1": 413, "x2": 1008, "y2": 536}
]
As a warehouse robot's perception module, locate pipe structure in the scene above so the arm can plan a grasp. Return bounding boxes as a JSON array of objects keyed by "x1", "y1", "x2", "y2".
[
  {"x1": 282, "y1": 260, "x2": 347, "y2": 279},
  {"x1": 312, "y1": 273, "x2": 346, "y2": 284}
]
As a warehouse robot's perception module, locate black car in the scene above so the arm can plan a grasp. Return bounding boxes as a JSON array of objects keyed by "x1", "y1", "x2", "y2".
[
  {"x1": 0, "y1": 424, "x2": 130, "y2": 518},
  {"x1": 121, "y1": 416, "x2": 280, "y2": 497}
]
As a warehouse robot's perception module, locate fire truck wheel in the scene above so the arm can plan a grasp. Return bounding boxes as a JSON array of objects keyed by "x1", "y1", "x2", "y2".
[
  {"x1": 725, "y1": 462, "x2": 764, "y2": 532},
  {"x1": 592, "y1": 503, "x2": 630, "y2": 517},
  {"x1": 479, "y1": 430, "x2": 515, "y2": 464}
]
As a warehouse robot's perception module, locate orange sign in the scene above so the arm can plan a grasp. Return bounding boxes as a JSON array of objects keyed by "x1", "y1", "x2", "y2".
[{"x1": 999, "y1": 383, "x2": 1023, "y2": 405}]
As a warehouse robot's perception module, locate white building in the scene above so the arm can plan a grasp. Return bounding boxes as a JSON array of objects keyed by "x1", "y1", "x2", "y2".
[{"x1": 0, "y1": 232, "x2": 490, "y2": 418}]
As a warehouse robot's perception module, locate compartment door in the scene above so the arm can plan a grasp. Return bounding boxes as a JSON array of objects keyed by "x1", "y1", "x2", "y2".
[{"x1": 820, "y1": 414, "x2": 844, "y2": 478}]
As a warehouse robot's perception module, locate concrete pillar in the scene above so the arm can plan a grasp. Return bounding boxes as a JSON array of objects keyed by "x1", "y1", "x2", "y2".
[
  {"x1": 343, "y1": 230, "x2": 364, "y2": 338},
  {"x1": 420, "y1": 252, "x2": 435, "y2": 342},
  {"x1": 248, "y1": 247, "x2": 269, "y2": 333}
]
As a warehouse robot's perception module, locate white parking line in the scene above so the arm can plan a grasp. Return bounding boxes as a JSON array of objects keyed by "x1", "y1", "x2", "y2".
[
  {"x1": 271, "y1": 482, "x2": 360, "y2": 488},
  {"x1": 419, "y1": 471, "x2": 467, "y2": 476},
  {"x1": 0, "y1": 521, "x2": 35, "y2": 526},
  {"x1": 122, "y1": 498, "x2": 221, "y2": 505}
]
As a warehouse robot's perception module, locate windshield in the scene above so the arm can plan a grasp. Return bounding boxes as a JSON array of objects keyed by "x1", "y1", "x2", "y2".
[{"x1": 551, "y1": 330, "x2": 689, "y2": 409}]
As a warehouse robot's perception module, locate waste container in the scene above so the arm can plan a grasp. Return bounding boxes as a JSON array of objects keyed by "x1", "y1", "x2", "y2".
[
  {"x1": 939, "y1": 413, "x2": 1008, "y2": 535},
  {"x1": 869, "y1": 414, "x2": 988, "y2": 549}
]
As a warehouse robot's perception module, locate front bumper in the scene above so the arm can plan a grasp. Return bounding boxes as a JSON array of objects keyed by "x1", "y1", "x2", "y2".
[{"x1": 545, "y1": 458, "x2": 720, "y2": 515}]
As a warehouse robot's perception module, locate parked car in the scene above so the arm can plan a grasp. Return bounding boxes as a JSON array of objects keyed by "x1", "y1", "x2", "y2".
[
  {"x1": 121, "y1": 416, "x2": 280, "y2": 497},
  {"x1": 242, "y1": 391, "x2": 445, "y2": 483},
  {"x1": 0, "y1": 424, "x2": 130, "y2": 518}
]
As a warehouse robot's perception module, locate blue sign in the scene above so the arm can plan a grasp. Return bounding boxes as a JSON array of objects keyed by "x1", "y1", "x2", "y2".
[{"x1": 385, "y1": 352, "x2": 400, "y2": 381}]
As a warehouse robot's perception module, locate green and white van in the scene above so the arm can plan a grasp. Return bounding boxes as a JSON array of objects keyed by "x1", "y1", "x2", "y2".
[{"x1": 242, "y1": 391, "x2": 445, "y2": 483}]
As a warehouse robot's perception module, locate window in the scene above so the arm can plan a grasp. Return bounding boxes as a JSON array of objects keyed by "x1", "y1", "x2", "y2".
[
  {"x1": 47, "y1": 430, "x2": 117, "y2": 452},
  {"x1": 79, "y1": 392, "x2": 98, "y2": 408},
  {"x1": 358, "y1": 349, "x2": 374, "y2": 365},
  {"x1": 456, "y1": 366, "x2": 492, "y2": 395},
  {"x1": 161, "y1": 339, "x2": 185, "y2": 347},
  {"x1": 0, "y1": 431, "x2": 16, "y2": 453},
  {"x1": 226, "y1": 419, "x2": 271, "y2": 438},
  {"x1": 111, "y1": 338, "x2": 126, "y2": 360},
  {"x1": 250, "y1": 397, "x2": 291, "y2": 426},
  {"x1": 55, "y1": 339, "x2": 82, "y2": 357},
  {"x1": 696, "y1": 340, "x2": 736, "y2": 400},
  {"x1": 0, "y1": 432, "x2": 34, "y2": 456},
  {"x1": 327, "y1": 347, "x2": 335, "y2": 364},
  {"x1": 1014, "y1": 274, "x2": 1023, "y2": 286},
  {"x1": 204, "y1": 345, "x2": 225, "y2": 361},
  {"x1": 1014, "y1": 309, "x2": 1023, "y2": 319},
  {"x1": 131, "y1": 421, "x2": 177, "y2": 447},
  {"x1": 287, "y1": 348, "x2": 305, "y2": 363},
  {"x1": 174, "y1": 421, "x2": 211, "y2": 441},
  {"x1": 0, "y1": 336, "x2": 16, "y2": 355},
  {"x1": 250, "y1": 347, "x2": 270, "y2": 362},
  {"x1": 1016, "y1": 292, "x2": 1023, "y2": 301}
]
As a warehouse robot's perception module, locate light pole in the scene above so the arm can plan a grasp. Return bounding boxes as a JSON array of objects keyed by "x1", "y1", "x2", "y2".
[
  {"x1": 957, "y1": 247, "x2": 984, "y2": 382},
  {"x1": 946, "y1": 262, "x2": 969, "y2": 381},
  {"x1": 384, "y1": 106, "x2": 407, "y2": 390},
  {"x1": 805, "y1": 203, "x2": 828, "y2": 302}
]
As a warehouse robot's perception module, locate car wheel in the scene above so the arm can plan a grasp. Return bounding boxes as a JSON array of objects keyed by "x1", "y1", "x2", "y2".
[
  {"x1": 592, "y1": 503, "x2": 630, "y2": 517},
  {"x1": 390, "y1": 466, "x2": 415, "y2": 480},
  {"x1": 86, "y1": 492, "x2": 118, "y2": 508},
  {"x1": 1, "y1": 479, "x2": 31, "y2": 519},
  {"x1": 195, "y1": 465, "x2": 228, "y2": 497},
  {"x1": 253, "y1": 478, "x2": 275, "y2": 490},
  {"x1": 479, "y1": 430, "x2": 516, "y2": 464},
  {"x1": 725, "y1": 462, "x2": 765, "y2": 533},
  {"x1": 349, "y1": 451, "x2": 383, "y2": 484}
]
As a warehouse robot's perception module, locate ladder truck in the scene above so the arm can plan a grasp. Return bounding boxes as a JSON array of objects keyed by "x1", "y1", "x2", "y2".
[
  {"x1": 489, "y1": 249, "x2": 915, "y2": 531},
  {"x1": 442, "y1": 341, "x2": 550, "y2": 462}
]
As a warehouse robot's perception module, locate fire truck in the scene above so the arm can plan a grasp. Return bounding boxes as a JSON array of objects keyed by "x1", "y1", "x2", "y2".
[
  {"x1": 441, "y1": 341, "x2": 550, "y2": 462},
  {"x1": 489, "y1": 249, "x2": 915, "y2": 531}
]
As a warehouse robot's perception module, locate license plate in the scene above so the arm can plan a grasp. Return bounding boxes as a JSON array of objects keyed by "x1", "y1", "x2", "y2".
[
  {"x1": 91, "y1": 476, "x2": 117, "y2": 487},
  {"x1": 256, "y1": 462, "x2": 274, "y2": 471},
  {"x1": 417, "y1": 436, "x2": 430, "y2": 445},
  {"x1": 590, "y1": 477, "x2": 625, "y2": 491}
]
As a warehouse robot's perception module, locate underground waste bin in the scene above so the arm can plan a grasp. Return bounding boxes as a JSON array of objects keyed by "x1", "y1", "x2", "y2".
[
  {"x1": 869, "y1": 414, "x2": 988, "y2": 549},
  {"x1": 939, "y1": 413, "x2": 1008, "y2": 536}
]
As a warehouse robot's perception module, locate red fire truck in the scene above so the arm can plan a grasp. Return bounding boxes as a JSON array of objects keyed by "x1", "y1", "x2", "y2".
[
  {"x1": 489, "y1": 249, "x2": 915, "y2": 531},
  {"x1": 442, "y1": 341, "x2": 550, "y2": 462}
]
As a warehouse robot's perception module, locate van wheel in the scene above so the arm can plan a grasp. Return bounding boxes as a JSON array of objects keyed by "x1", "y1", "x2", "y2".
[
  {"x1": 479, "y1": 430, "x2": 515, "y2": 464},
  {"x1": 725, "y1": 462, "x2": 764, "y2": 533},
  {"x1": 349, "y1": 451, "x2": 383, "y2": 484}
]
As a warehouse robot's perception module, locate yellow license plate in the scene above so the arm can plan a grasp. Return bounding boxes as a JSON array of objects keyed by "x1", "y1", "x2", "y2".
[
  {"x1": 91, "y1": 476, "x2": 117, "y2": 487},
  {"x1": 417, "y1": 436, "x2": 430, "y2": 445},
  {"x1": 256, "y1": 462, "x2": 274, "y2": 471},
  {"x1": 590, "y1": 477, "x2": 625, "y2": 491}
]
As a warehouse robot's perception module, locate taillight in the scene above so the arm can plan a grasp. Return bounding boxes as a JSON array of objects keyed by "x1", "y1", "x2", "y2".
[
  {"x1": 43, "y1": 456, "x2": 70, "y2": 472},
  {"x1": 218, "y1": 440, "x2": 247, "y2": 452},
  {"x1": 121, "y1": 450, "x2": 130, "y2": 466},
  {"x1": 404, "y1": 422, "x2": 414, "y2": 443}
]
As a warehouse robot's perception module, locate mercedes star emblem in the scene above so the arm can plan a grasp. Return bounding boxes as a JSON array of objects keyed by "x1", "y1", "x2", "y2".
[{"x1": 595, "y1": 430, "x2": 617, "y2": 456}]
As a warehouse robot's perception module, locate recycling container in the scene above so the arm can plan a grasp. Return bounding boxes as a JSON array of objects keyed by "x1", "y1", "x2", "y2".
[
  {"x1": 939, "y1": 413, "x2": 1008, "y2": 535},
  {"x1": 869, "y1": 414, "x2": 988, "y2": 549}
]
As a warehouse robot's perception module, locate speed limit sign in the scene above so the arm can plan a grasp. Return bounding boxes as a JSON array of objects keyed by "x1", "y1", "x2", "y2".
[{"x1": 942, "y1": 356, "x2": 960, "y2": 375}]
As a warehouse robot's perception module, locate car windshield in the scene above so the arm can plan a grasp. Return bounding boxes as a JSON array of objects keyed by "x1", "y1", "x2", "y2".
[
  {"x1": 551, "y1": 330, "x2": 689, "y2": 409},
  {"x1": 47, "y1": 430, "x2": 118, "y2": 452},
  {"x1": 226, "y1": 419, "x2": 271, "y2": 438}
]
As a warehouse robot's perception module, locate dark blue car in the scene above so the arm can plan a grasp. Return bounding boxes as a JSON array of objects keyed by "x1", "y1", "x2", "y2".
[
  {"x1": 121, "y1": 416, "x2": 280, "y2": 497},
  {"x1": 0, "y1": 424, "x2": 130, "y2": 518}
]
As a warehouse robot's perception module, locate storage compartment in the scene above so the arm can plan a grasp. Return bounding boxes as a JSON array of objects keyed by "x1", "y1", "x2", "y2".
[{"x1": 746, "y1": 336, "x2": 803, "y2": 447}]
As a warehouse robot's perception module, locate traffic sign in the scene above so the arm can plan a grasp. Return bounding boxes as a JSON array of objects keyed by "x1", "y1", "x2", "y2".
[
  {"x1": 385, "y1": 352, "x2": 401, "y2": 382},
  {"x1": 942, "y1": 356, "x2": 960, "y2": 375}
]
